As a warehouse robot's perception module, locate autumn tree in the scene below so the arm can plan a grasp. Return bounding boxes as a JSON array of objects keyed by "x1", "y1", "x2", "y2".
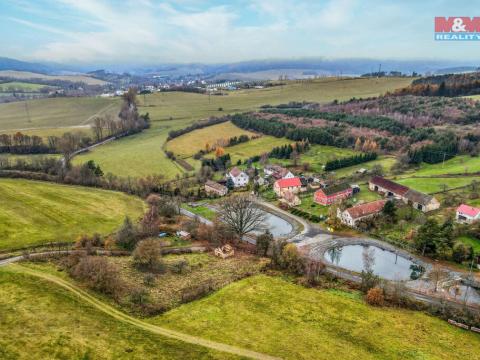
[
  {"x1": 132, "y1": 239, "x2": 164, "y2": 272},
  {"x1": 215, "y1": 146, "x2": 225, "y2": 157}
]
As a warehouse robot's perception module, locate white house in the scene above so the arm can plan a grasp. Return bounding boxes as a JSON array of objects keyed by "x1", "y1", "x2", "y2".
[
  {"x1": 456, "y1": 204, "x2": 480, "y2": 224},
  {"x1": 228, "y1": 167, "x2": 249, "y2": 188},
  {"x1": 337, "y1": 199, "x2": 387, "y2": 227}
]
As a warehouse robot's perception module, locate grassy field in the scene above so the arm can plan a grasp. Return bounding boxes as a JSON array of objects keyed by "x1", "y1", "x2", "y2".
[
  {"x1": 0, "y1": 268, "x2": 238, "y2": 360},
  {"x1": 0, "y1": 179, "x2": 144, "y2": 250},
  {"x1": 0, "y1": 97, "x2": 120, "y2": 131},
  {"x1": 182, "y1": 204, "x2": 217, "y2": 220},
  {"x1": 395, "y1": 176, "x2": 480, "y2": 194},
  {"x1": 73, "y1": 121, "x2": 194, "y2": 178},
  {"x1": 334, "y1": 156, "x2": 397, "y2": 178},
  {"x1": 0, "y1": 81, "x2": 49, "y2": 92},
  {"x1": 0, "y1": 70, "x2": 108, "y2": 85},
  {"x1": 413, "y1": 156, "x2": 480, "y2": 177},
  {"x1": 456, "y1": 235, "x2": 480, "y2": 254},
  {"x1": 166, "y1": 121, "x2": 256, "y2": 158},
  {"x1": 154, "y1": 275, "x2": 480, "y2": 360},
  {"x1": 75, "y1": 77, "x2": 411, "y2": 179},
  {"x1": 218, "y1": 136, "x2": 292, "y2": 164}
]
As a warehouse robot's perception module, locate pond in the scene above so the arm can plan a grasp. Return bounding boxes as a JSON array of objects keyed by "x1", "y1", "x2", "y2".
[
  {"x1": 325, "y1": 244, "x2": 421, "y2": 281},
  {"x1": 252, "y1": 211, "x2": 293, "y2": 238}
]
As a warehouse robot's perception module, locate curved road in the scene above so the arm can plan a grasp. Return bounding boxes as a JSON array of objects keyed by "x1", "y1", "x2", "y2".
[{"x1": 1, "y1": 260, "x2": 280, "y2": 360}]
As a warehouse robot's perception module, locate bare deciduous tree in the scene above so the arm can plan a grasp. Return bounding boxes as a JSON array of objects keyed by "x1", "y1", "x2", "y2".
[{"x1": 219, "y1": 195, "x2": 266, "y2": 238}]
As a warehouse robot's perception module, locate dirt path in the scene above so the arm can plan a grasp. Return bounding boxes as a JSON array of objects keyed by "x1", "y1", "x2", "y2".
[{"x1": 7, "y1": 264, "x2": 280, "y2": 360}]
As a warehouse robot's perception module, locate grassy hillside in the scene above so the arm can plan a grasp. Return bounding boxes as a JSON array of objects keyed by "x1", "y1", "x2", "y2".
[
  {"x1": 396, "y1": 176, "x2": 480, "y2": 194},
  {"x1": 42, "y1": 77, "x2": 411, "y2": 179},
  {"x1": 413, "y1": 155, "x2": 480, "y2": 176},
  {"x1": 0, "y1": 269, "x2": 238, "y2": 360},
  {"x1": 0, "y1": 81, "x2": 48, "y2": 92},
  {"x1": 0, "y1": 70, "x2": 108, "y2": 85},
  {"x1": 0, "y1": 179, "x2": 144, "y2": 250},
  {"x1": 155, "y1": 275, "x2": 480, "y2": 360},
  {"x1": 213, "y1": 136, "x2": 292, "y2": 164},
  {"x1": 0, "y1": 97, "x2": 119, "y2": 131},
  {"x1": 73, "y1": 120, "x2": 194, "y2": 178},
  {"x1": 166, "y1": 121, "x2": 256, "y2": 158}
]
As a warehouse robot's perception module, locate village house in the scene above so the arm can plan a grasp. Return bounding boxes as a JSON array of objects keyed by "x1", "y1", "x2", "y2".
[
  {"x1": 314, "y1": 183, "x2": 353, "y2": 206},
  {"x1": 456, "y1": 204, "x2": 480, "y2": 224},
  {"x1": 279, "y1": 190, "x2": 301, "y2": 207},
  {"x1": 368, "y1": 176, "x2": 440, "y2": 212},
  {"x1": 228, "y1": 167, "x2": 249, "y2": 188},
  {"x1": 204, "y1": 180, "x2": 228, "y2": 197},
  {"x1": 264, "y1": 164, "x2": 294, "y2": 180},
  {"x1": 273, "y1": 177, "x2": 302, "y2": 197},
  {"x1": 337, "y1": 199, "x2": 387, "y2": 227}
]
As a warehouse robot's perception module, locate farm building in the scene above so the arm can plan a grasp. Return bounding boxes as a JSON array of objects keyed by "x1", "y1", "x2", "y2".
[
  {"x1": 368, "y1": 176, "x2": 440, "y2": 212},
  {"x1": 228, "y1": 167, "x2": 249, "y2": 188},
  {"x1": 403, "y1": 189, "x2": 440, "y2": 212},
  {"x1": 264, "y1": 165, "x2": 294, "y2": 180},
  {"x1": 314, "y1": 183, "x2": 353, "y2": 206},
  {"x1": 274, "y1": 177, "x2": 302, "y2": 197},
  {"x1": 368, "y1": 176, "x2": 409, "y2": 199},
  {"x1": 205, "y1": 180, "x2": 228, "y2": 196},
  {"x1": 337, "y1": 199, "x2": 387, "y2": 227},
  {"x1": 456, "y1": 204, "x2": 480, "y2": 224}
]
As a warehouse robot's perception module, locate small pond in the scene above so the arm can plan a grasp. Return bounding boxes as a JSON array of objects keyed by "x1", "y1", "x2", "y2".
[
  {"x1": 325, "y1": 244, "x2": 421, "y2": 281},
  {"x1": 252, "y1": 211, "x2": 293, "y2": 238}
]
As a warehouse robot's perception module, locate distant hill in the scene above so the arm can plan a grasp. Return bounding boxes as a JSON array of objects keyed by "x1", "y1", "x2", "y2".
[
  {"x1": 0, "y1": 57, "x2": 53, "y2": 74},
  {"x1": 0, "y1": 70, "x2": 108, "y2": 86}
]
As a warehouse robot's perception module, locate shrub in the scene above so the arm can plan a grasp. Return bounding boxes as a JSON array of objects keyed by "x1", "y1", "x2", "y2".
[
  {"x1": 115, "y1": 216, "x2": 138, "y2": 250},
  {"x1": 143, "y1": 273, "x2": 156, "y2": 287},
  {"x1": 132, "y1": 239, "x2": 165, "y2": 273},
  {"x1": 366, "y1": 287, "x2": 385, "y2": 306},
  {"x1": 70, "y1": 256, "x2": 123, "y2": 297},
  {"x1": 170, "y1": 259, "x2": 190, "y2": 274},
  {"x1": 282, "y1": 243, "x2": 304, "y2": 275}
]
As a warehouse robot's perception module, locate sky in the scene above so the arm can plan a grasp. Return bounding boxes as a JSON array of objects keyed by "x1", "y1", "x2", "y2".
[{"x1": 1, "y1": 0, "x2": 479, "y2": 65}]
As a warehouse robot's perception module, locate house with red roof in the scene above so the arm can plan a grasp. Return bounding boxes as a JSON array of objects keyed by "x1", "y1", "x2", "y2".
[
  {"x1": 273, "y1": 177, "x2": 302, "y2": 197},
  {"x1": 314, "y1": 183, "x2": 353, "y2": 206},
  {"x1": 337, "y1": 199, "x2": 387, "y2": 227},
  {"x1": 456, "y1": 204, "x2": 480, "y2": 224}
]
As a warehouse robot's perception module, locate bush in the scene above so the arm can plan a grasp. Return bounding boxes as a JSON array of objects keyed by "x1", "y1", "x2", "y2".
[
  {"x1": 143, "y1": 273, "x2": 156, "y2": 287},
  {"x1": 115, "y1": 216, "x2": 138, "y2": 250},
  {"x1": 170, "y1": 259, "x2": 190, "y2": 274},
  {"x1": 132, "y1": 239, "x2": 165, "y2": 273},
  {"x1": 282, "y1": 243, "x2": 304, "y2": 275},
  {"x1": 366, "y1": 287, "x2": 385, "y2": 306},
  {"x1": 70, "y1": 256, "x2": 123, "y2": 297}
]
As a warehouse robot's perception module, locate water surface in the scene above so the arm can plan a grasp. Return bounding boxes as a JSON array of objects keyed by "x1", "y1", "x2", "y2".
[{"x1": 325, "y1": 244, "x2": 419, "y2": 281}]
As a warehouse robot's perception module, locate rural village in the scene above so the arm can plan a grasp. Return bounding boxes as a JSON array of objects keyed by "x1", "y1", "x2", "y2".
[{"x1": 1, "y1": 2, "x2": 480, "y2": 359}]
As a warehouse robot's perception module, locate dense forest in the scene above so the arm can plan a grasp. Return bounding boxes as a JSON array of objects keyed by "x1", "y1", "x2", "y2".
[
  {"x1": 393, "y1": 72, "x2": 480, "y2": 97},
  {"x1": 324, "y1": 152, "x2": 378, "y2": 171}
]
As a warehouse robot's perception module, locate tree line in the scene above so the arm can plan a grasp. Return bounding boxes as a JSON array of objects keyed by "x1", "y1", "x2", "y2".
[
  {"x1": 231, "y1": 114, "x2": 350, "y2": 148},
  {"x1": 324, "y1": 152, "x2": 377, "y2": 171},
  {"x1": 167, "y1": 117, "x2": 228, "y2": 140},
  {"x1": 395, "y1": 72, "x2": 480, "y2": 97},
  {"x1": 269, "y1": 141, "x2": 310, "y2": 159},
  {"x1": 261, "y1": 108, "x2": 410, "y2": 135}
]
